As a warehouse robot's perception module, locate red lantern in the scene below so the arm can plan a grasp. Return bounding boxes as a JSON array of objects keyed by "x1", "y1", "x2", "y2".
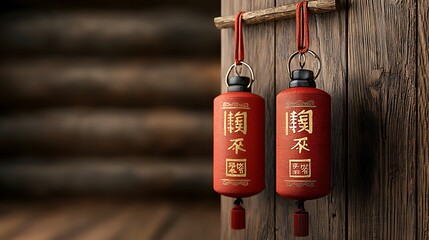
[
  {"x1": 213, "y1": 62, "x2": 265, "y2": 229},
  {"x1": 276, "y1": 50, "x2": 331, "y2": 237},
  {"x1": 213, "y1": 11, "x2": 265, "y2": 230},
  {"x1": 276, "y1": 2, "x2": 332, "y2": 236}
]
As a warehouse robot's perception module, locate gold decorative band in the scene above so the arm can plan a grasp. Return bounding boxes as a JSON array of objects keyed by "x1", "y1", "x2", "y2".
[
  {"x1": 285, "y1": 100, "x2": 316, "y2": 108},
  {"x1": 221, "y1": 179, "x2": 251, "y2": 186},
  {"x1": 222, "y1": 102, "x2": 250, "y2": 110},
  {"x1": 285, "y1": 180, "x2": 316, "y2": 187}
]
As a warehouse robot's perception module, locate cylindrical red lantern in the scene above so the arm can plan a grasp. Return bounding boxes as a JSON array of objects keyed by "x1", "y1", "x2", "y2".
[
  {"x1": 276, "y1": 2, "x2": 332, "y2": 236},
  {"x1": 213, "y1": 72, "x2": 265, "y2": 229},
  {"x1": 276, "y1": 65, "x2": 331, "y2": 236}
]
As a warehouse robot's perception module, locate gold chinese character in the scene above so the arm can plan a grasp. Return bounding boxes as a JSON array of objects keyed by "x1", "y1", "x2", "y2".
[
  {"x1": 228, "y1": 138, "x2": 246, "y2": 154},
  {"x1": 236, "y1": 162, "x2": 245, "y2": 174},
  {"x1": 289, "y1": 159, "x2": 311, "y2": 178},
  {"x1": 224, "y1": 111, "x2": 248, "y2": 135},
  {"x1": 301, "y1": 164, "x2": 309, "y2": 175},
  {"x1": 297, "y1": 110, "x2": 313, "y2": 133},
  {"x1": 286, "y1": 110, "x2": 313, "y2": 135},
  {"x1": 225, "y1": 159, "x2": 247, "y2": 177},
  {"x1": 292, "y1": 163, "x2": 299, "y2": 169},
  {"x1": 291, "y1": 137, "x2": 310, "y2": 153},
  {"x1": 288, "y1": 111, "x2": 298, "y2": 134},
  {"x1": 227, "y1": 111, "x2": 234, "y2": 134},
  {"x1": 228, "y1": 162, "x2": 237, "y2": 174},
  {"x1": 234, "y1": 112, "x2": 247, "y2": 134}
]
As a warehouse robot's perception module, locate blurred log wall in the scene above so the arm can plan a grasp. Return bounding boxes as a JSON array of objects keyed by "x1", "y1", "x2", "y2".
[{"x1": 0, "y1": 0, "x2": 220, "y2": 198}]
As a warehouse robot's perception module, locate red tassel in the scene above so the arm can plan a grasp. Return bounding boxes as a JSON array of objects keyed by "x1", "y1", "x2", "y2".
[
  {"x1": 294, "y1": 208, "x2": 309, "y2": 237},
  {"x1": 231, "y1": 204, "x2": 245, "y2": 229}
]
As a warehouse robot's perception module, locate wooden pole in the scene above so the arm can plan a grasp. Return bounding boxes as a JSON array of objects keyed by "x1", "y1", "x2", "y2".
[{"x1": 214, "y1": 0, "x2": 336, "y2": 29}]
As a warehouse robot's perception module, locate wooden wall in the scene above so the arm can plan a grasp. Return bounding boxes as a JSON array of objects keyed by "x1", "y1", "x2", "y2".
[
  {"x1": 220, "y1": 0, "x2": 428, "y2": 239},
  {"x1": 0, "y1": 1, "x2": 220, "y2": 198}
]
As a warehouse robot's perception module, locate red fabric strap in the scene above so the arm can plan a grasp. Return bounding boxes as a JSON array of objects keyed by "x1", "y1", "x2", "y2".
[
  {"x1": 234, "y1": 11, "x2": 245, "y2": 65},
  {"x1": 296, "y1": 2, "x2": 309, "y2": 54}
]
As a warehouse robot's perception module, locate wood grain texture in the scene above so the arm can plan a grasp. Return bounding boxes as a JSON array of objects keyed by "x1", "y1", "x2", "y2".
[
  {"x1": 347, "y1": 0, "x2": 417, "y2": 239},
  {"x1": 274, "y1": 0, "x2": 347, "y2": 238},
  {"x1": 0, "y1": 159, "x2": 212, "y2": 197},
  {"x1": 418, "y1": 0, "x2": 429, "y2": 238},
  {"x1": 214, "y1": 0, "x2": 336, "y2": 29},
  {"x1": 0, "y1": 110, "x2": 211, "y2": 156},
  {"x1": 0, "y1": 59, "x2": 219, "y2": 109},
  {"x1": 220, "y1": 0, "x2": 275, "y2": 239},
  {"x1": 0, "y1": 10, "x2": 218, "y2": 56}
]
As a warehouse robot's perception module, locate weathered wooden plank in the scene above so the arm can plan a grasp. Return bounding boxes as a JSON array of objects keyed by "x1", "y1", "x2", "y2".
[
  {"x1": 0, "y1": 10, "x2": 219, "y2": 56},
  {"x1": 220, "y1": 0, "x2": 275, "y2": 239},
  {"x1": 0, "y1": 110, "x2": 211, "y2": 156},
  {"x1": 418, "y1": 0, "x2": 429, "y2": 238},
  {"x1": 348, "y1": 0, "x2": 417, "y2": 239},
  {"x1": 0, "y1": 59, "x2": 219, "y2": 109},
  {"x1": 0, "y1": 160, "x2": 212, "y2": 197},
  {"x1": 274, "y1": 0, "x2": 347, "y2": 238}
]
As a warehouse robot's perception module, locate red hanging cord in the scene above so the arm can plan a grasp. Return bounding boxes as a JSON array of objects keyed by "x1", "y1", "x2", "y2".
[
  {"x1": 296, "y1": 2, "x2": 309, "y2": 54},
  {"x1": 234, "y1": 11, "x2": 245, "y2": 65}
]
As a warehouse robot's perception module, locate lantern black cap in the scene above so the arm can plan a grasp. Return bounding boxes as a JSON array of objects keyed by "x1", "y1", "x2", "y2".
[
  {"x1": 227, "y1": 76, "x2": 251, "y2": 92},
  {"x1": 289, "y1": 69, "x2": 316, "y2": 88}
]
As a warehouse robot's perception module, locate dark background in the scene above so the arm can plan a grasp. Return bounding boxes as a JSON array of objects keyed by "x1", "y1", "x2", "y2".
[{"x1": 0, "y1": 1, "x2": 221, "y2": 239}]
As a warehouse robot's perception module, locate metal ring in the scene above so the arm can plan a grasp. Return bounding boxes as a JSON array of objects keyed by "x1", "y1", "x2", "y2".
[
  {"x1": 287, "y1": 50, "x2": 321, "y2": 80},
  {"x1": 224, "y1": 61, "x2": 255, "y2": 89}
]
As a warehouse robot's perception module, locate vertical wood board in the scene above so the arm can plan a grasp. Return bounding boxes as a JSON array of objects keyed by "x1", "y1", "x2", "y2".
[
  {"x1": 347, "y1": 0, "x2": 417, "y2": 239},
  {"x1": 418, "y1": 0, "x2": 429, "y2": 238}
]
